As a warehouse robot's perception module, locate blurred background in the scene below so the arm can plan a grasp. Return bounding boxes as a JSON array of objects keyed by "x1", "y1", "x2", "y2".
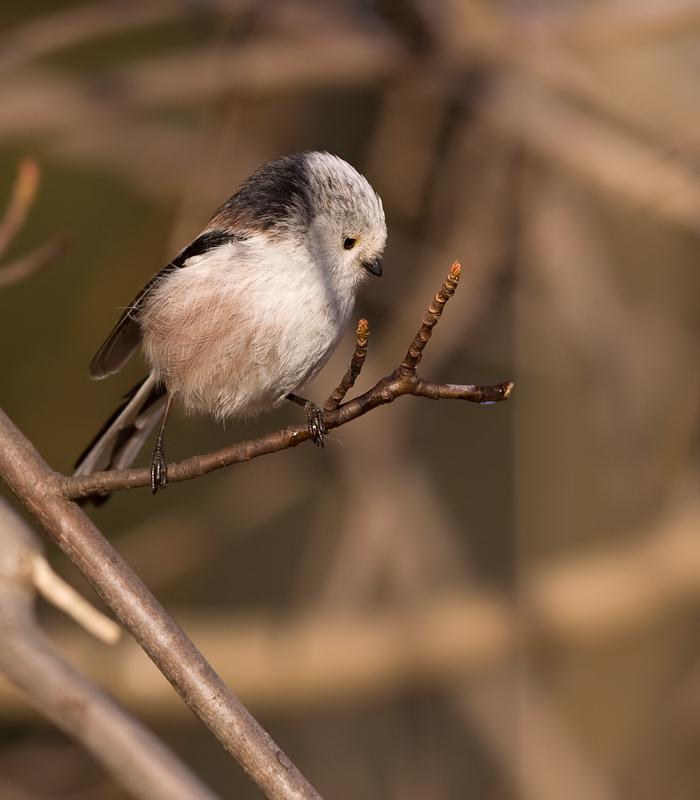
[{"x1": 0, "y1": 0, "x2": 698, "y2": 798}]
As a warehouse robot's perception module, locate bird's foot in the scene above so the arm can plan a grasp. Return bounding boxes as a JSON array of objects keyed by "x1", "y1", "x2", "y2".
[
  {"x1": 304, "y1": 401, "x2": 327, "y2": 447},
  {"x1": 151, "y1": 439, "x2": 168, "y2": 494}
]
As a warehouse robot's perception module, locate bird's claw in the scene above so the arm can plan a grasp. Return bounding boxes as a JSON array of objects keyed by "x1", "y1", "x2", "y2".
[
  {"x1": 151, "y1": 440, "x2": 168, "y2": 494},
  {"x1": 304, "y1": 401, "x2": 327, "y2": 447}
]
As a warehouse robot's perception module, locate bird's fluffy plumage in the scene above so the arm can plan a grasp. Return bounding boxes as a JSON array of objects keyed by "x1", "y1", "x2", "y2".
[{"x1": 75, "y1": 152, "x2": 386, "y2": 479}]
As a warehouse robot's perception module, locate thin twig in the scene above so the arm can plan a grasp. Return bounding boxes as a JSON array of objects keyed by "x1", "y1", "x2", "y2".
[
  {"x1": 323, "y1": 318, "x2": 370, "y2": 412},
  {"x1": 399, "y1": 260, "x2": 461, "y2": 376}
]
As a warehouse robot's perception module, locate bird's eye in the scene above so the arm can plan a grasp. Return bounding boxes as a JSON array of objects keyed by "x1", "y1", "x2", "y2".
[{"x1": 343, "y1": 237, "x2": 358, "y2": 250}]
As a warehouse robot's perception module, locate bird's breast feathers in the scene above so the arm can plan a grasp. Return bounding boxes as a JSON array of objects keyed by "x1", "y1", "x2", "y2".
[{"x1": 139, "y1": 236, "x2": 352, "y2": 418}]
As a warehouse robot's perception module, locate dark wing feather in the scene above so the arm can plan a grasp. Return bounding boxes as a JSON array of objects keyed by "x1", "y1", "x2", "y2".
[
  {"x1": 88, "y1": 271, "x2": 167, "y2": 379},
  {"x1": 74, "y1": 375, "x2": 166, "y2": 472},
  {"x1": 88, "y1": 229, "x2": 238, "y2": 380},
  {"x1": 74, "y1": 374, "x2": 168, "y2": 504}
]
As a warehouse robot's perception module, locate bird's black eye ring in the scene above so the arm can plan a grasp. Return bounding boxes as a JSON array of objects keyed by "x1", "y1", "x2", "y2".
[{"x1": 343, "y1": 237, "x2": 358, "y2": 250}]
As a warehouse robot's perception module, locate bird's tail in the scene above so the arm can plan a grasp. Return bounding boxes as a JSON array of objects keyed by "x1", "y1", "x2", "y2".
[{"x1": 74, "y1": 374, "x2": 167, "y2": 490}]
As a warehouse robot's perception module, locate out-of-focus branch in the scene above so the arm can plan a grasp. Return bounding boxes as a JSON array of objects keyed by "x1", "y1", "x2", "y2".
[
  {"x1": 0, "y1": 159, "x2": 66, "y2": 288},
  {"x1": 0, "y1": 238, "x2": 67, "y2": 289},
  {"x1": 30, "y1": 553, "x2": 120, "y2": 644},
  {"x1": 442, "y1": 0, "x2": 700, "y2": 159},
  {"x1": 0, "y1": 589, "x2": 513, "y2": 717},
  {"x1": 0, "y1": 159, "x2": 40, "y2": 254},
  {"x1": 460, "y1": 671, "x2": 617, "y2": 800},
  {"x1": 1, "y1": 496, "x2": 695, "y2": 720},
  {"x1": 0, "y1": 410, "x2": 323, "y2": 800},
  {"x1": 61, "y1": 262, "x2": 513, "y2": 500},
  {"x1": 0, "y1": 1, "x2": 406, "y2": 199},
  {"x1": 0, "y1": 0, "x2": 236, "y2": 74},
  {"x1": 560, "y1": 1, "x2": 700, "y2": 49},
  {"x1": 0, "y1": 496, "x2": 221, "y2": 800},
  {"x1": 480, "y1": 76, "x2": 700, "y2": 231}
]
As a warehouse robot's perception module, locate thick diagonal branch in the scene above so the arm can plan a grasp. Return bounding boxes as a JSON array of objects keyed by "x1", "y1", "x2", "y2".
[{"x1": 0, "y1": 409, "x2": 323, "y2": 800}]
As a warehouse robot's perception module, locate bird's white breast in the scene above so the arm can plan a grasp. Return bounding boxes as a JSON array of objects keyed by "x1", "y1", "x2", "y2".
[{"x1": 139, "y1": 235, "x2": 354, "y2": 419}]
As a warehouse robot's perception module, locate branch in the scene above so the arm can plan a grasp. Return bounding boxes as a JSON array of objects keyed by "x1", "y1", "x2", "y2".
[
  {"x1": 0, "y1": 414, "x2": 323, "y2": 800},
  {"x1": 0, "y1": 0, "x2": 189, "y2": 74},
  {"x1": 0, "y1": 237, "x2": 68, "y2": 289},
  {"x1": 31, "y1": 552, "x2": 121, "y2": 644},
  {"x1": 0, "y1": 159, "x2": 66, "y2": 288},
  {"x1": 0, "y1": 159, "x2": 40, "y2": 254},
  {"x1": 61, "y1": 261, "x2": 514, "y2": 500},
  {"x1": 0, "y1": 496, "x2": 222, "y2": 800},
  {"x1": 0, "y1": 258, "x2": 510, "y2": 797},
  {"x1": 323, "y1": 317, "x2": 370, "y2": 412}
]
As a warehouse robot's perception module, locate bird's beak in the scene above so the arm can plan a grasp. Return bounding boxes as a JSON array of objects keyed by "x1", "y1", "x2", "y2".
[{"x1": 362, "y1": 257, "x2": 382, "y2": 277}]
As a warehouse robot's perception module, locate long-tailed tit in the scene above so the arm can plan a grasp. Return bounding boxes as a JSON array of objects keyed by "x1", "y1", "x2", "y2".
[{"x1": 75, "y1": 152, "x2": 386, "y2": 497}]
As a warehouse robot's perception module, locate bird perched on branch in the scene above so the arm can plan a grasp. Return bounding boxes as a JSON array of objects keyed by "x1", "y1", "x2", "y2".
[{"x1": 75, "y1": 152, "x2": 386, "y2": 498}]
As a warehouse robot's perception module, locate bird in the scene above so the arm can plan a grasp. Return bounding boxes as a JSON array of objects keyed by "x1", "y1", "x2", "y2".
[{"x1": 74, "y1": 152, "x2": 387, "y2": 499}]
